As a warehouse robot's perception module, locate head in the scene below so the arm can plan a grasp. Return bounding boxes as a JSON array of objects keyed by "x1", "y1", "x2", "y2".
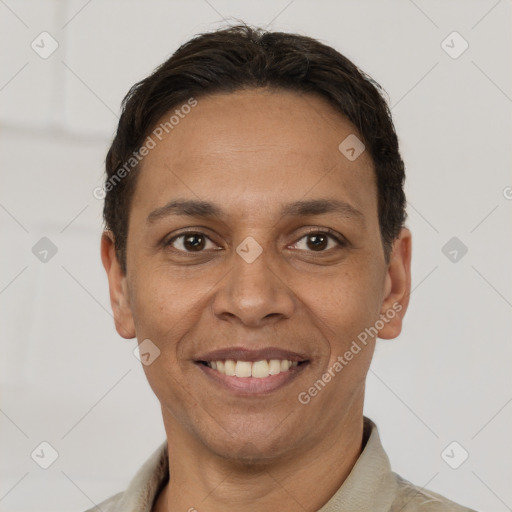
[{"x1": 101, "y1": 24, "x2": 411, "y2": 462}]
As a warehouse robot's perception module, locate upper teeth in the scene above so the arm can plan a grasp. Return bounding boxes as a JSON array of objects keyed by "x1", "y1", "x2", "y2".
[{"x1": 207, "y1": 359, "x2": 299, "y2": 378}]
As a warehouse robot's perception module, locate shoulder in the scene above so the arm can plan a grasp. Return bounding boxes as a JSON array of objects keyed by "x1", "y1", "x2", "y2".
[
  {"x1": 81, "y1": 439, "x2": 168, "y2": 512},
  {"x1": 83, "y1": 491, "x2": 124, "y2": 512},
  {"x1": 391, "y1": 474, "x2": 478, "y2": 512}
]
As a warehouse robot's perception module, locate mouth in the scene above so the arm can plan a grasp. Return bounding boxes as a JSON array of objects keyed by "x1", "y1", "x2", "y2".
[{"x1": 194, "y1": 347, "x2": 310, "y2": 395}]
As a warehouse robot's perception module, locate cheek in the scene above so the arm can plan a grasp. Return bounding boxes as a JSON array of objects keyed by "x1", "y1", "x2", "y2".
[
  {"x1": 305, "y1": 264, "x2": 384, "y2": 369},
  {"x1": 313, "y1": 263, "x2": 382, "y2": 321},
  {"x1": 129, "y1": 264, "x2": 221, "y2": 361},
  {"x1": 129, "y1": 270, "x2": 188, "y2": 343},
  {"x1": 130, "y1": 273, "x2": 200, "y2": 408}
]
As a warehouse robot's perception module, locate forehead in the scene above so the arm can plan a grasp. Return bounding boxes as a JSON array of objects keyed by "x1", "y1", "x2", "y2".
[{"x1": 132, "y1": 88, "x2": 376, "y2": 222}]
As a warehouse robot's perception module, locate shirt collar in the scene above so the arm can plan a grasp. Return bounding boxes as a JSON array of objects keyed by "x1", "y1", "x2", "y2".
[{"x1": 318, "y1": 416, "x2": 397, "y2": 511}]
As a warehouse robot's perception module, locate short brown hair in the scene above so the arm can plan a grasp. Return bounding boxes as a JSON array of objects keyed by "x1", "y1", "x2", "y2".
[{"x1": 104, "y1": 23, "x2": 406, "y2": 272}]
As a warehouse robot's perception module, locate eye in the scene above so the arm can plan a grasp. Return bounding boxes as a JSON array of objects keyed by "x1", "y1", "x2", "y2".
[
  {"x1": 166, "y1": 232, "x2": 219, "y2": 253},
  {"x1": 290, "y1": 229, "x2": 346, "y2": 252},
  {"x1": 164, "y1": 228, "x2": 347, "y2": 255}
]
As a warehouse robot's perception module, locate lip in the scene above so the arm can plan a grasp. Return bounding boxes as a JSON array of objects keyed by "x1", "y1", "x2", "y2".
[
  {"x1": 195, "y1": 346, "x2": 309, "y2": 363},
  {"x1": 196, "y1": 360, "x2": 309, "y2": 395}
]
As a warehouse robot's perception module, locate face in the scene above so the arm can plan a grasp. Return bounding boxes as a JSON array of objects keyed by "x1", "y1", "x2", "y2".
[{"x1": 102, "y1": 88, "x2": 411, "y2": 462}]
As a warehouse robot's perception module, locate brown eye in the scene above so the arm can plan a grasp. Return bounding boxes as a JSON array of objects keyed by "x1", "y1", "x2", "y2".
[
  {"x1": 291, "y1": 230, "x2": 346, "y2": 253},
  {"x1": 306, "y1": 233, "x2": 329, "y2": 251},
  {"x1": 167, "y1": 232, "x2": 217, "y2": 252},
  {"x1": 183, "y1": 234, "x2": 205, "y2": 251}
]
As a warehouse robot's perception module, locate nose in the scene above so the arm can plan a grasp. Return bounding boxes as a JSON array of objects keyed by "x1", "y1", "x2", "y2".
[{"x1": 210, "y1": 241, "x2": 296, "y2": 328}]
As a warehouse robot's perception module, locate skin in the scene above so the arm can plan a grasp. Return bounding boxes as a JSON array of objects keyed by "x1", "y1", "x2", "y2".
[{"x1": 101, "y1": 88, "x2": 412, "y2": 512}]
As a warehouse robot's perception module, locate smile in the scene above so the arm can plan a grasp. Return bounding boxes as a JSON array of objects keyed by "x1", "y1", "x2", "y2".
[
  {"x1": 203, "y1": 359, "x2": 300, "y2": 378},
  {"x1": 194, "y1": 346, "x2": 310, "y2": 394}
]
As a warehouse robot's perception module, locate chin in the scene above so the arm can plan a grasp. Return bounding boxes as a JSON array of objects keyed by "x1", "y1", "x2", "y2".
[{"x1": 202, "y1": 421, "x2": 301, "y2": 466}]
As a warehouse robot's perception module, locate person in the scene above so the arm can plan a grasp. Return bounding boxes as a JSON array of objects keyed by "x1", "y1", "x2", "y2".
[{"x1": 90, "y1": 23, "x2": 476, "y2": 512}]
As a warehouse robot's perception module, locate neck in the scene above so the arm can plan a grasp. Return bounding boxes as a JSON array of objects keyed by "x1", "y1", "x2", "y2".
[{"x1": 153, "y1": 408, "x2": 365, "y2": 512}]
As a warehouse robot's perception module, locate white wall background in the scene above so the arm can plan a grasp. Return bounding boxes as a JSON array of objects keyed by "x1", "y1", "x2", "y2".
[{"x1": 1, "y1": 1, "x2": 511, "y2": 511}]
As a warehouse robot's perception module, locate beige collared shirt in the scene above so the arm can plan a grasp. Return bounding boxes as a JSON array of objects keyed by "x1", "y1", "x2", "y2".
[{"x1": 85, "y1": 417, "x2": 476, "y2": 511}]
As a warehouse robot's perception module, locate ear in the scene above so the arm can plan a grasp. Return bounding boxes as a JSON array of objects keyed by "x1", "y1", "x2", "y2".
[
  {"x1": 100, "y1": 231, "x2": 136, "y2": 339},
  {"x1": 377, "y1": 228, "x2": 412, "y2": 340}
]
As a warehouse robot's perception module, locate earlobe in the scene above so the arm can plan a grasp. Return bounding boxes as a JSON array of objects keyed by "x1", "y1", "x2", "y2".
[
  {"x1": 100, "y1": 231, "x2": 136, "y2": 339},
  {"x1": 377, "y1": 228, "x2": 412, "y2": 340}
]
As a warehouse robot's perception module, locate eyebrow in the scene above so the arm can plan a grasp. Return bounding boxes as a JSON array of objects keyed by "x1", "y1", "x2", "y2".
[{"x1": 146, "y1": 198, "x2": 365, "y2": 224}]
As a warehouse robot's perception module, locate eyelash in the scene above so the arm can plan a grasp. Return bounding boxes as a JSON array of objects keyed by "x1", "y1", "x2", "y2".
[{"x1": 164, "y1": 228, "x2": 347, "y2": 254}]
